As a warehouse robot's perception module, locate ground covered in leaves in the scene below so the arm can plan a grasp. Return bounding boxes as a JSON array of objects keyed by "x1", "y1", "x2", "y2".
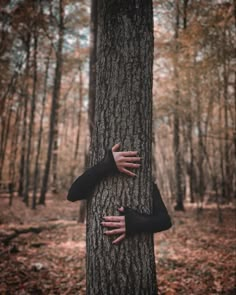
[{"x1": 0, "y1": 194, "x2": 235, "y2": 295}]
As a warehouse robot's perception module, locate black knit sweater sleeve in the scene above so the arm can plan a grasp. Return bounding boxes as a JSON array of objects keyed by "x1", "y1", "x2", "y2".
[
  {"x1": 67, "y1": 150, "x2": 118, "y2": 202},
  {"x1": 124, "y1": 183, "x2": 172, "y2": 235},
  {"x1": 67, "y1": 149, "x2": 172, "y2": 235}
]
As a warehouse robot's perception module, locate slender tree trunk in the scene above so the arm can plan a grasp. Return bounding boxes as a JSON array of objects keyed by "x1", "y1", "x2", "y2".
[
  {"x1": 87, "y1": 1, "x2": 157, "y2": 294},
  {"x1": 32, "y1": 47, "x2": 51, "y2": 209},
  {"x1": 9, "y1": 101, "x2": 22, "y2": 206},
  {"x1": 196, "y1": 86, "x2": 204, "y2": 210},
  {"x1": 73, "y1": 65, "x2": 84, "y2": 163},
  {"x1": 88, "y1": 0, "x2": 97, "y2": 136},
  {"x1": 51, "y1": 2, "x2": 64, "y2": 194},
  {"x1": 173, "y1": 0, "x2": 184, "y2": 211},
  {"x1": 187, "y1": 110, "x2": 194, "y2": 203},
  {"x1": 17, "y1": 49, "x2": 30, "y2": 200},
  {"x1": 18, "y1": 33, "x2": 31, "y2": 197},
  {"x1": 222, "y1": 28, "x2": 230, "y2": 202},
  {"x1": 216, "y1": 68, "x2": 226, "y2": 202},
  {"x1": 77, "y1": 0, "x2": 98, "y2": 224},
  {"x1": 0, "y1": 106, "x2": 13, "y2": 181},
  {"x1": 23, "y1": 31, "x2": 38, "y2": 206},
  {"x1": 183, "y1": 0, "x2": 194, "y2": 203},
  {"x1": 233, "y1": 0, "x2": 236, "y2": 200},
  {"x1": 39, "y1": 0, "x2": 64, "y2": 204},
  {"x1": 18, "y1": 90, "x2": 29, "y2": 197}
]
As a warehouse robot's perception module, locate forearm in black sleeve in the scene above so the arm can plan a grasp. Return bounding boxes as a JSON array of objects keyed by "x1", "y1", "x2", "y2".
[
  {"x1": 124, "y1": 182, "x2": 172, "y2": 235},
  {"x1": 67, "y1": 149, "x2": 118, "y2": 202}
]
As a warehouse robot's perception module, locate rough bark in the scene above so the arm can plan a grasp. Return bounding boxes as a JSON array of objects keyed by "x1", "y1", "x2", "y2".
[{"x1": 87, "y1": 1, "x2": 157, "y2": 294}]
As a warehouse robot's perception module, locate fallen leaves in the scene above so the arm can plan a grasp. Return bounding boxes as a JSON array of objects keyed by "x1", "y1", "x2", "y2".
[{"x1": 0, "y1": 197, "x2": 235, "y2": 294}]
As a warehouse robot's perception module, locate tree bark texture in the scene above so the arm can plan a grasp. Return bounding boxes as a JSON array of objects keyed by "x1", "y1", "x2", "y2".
[{"x1": 87, "y1": 1, "x2": 157, "y2": 294}]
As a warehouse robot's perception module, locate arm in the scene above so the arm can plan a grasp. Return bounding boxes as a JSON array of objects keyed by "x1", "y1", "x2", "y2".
[
  {"x1": 124, "y1": 183, "x2": 172, "y2": 234},
  {"x1": 102, "y1": 182, "x2": 172, "y2": 244},
  {"x1": 67, "y1": 144, "x2": 140, "y2": 202},
  {"x1": 67, "y1": 149, "x2": 117, "y2": 202}
]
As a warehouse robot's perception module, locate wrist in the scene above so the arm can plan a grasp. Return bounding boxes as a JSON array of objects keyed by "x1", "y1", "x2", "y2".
[{"x1": 102, "y1": 149, "x2": 119, "y2": 175}]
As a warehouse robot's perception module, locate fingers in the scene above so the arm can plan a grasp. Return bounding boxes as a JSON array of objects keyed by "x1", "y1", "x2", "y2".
[
  {"x1": 102, "y1": 210, "x2": 126, "y2": 244},
  {"x1": 119, "y1": 151, "x2": 138, "y2": 156},
  {"x1": 123, "y1": 163, "x2": 140, "y2": 168},
  {"x1": 120, "y1": 168, "x2": 136, "y2": 177},
  {"x1": 111, "y1": 145, "x2": 139, "y2": 157},
  {"x1": 112, "y1": 233, "x2": 126, "y2": 245},
  {"x1": 103, "y1": 215, "x2": 124, "y2": 222},
  {"x1": 112, "y1": 145, "x2": 141, "y2": 177},
  {"x1": 122, "y1": 156, "x2": 141, "y2": 162},
  {"x1": 104, "y1": 228, "x2": 125, "y2": 235},
  {"x1": 101, "y1": 221, "x2": 124, "y2": 228},
  {"x1": 112, "y1": 143, "x2": 120, "y2": 152}
]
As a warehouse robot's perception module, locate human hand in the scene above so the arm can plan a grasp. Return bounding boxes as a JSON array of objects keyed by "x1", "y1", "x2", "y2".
[
  {"x1": 112, "y1": 143, "x2": 141, "y2": 177},
  {"x1": 101, "y1": 207, "x2": 126, "y2": 244}
]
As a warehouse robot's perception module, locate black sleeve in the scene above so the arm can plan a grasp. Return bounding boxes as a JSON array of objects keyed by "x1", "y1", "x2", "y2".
[
  {"x1": 124, "y1": 182, "x2": 172, "y2": 235},
  {"x1": 67, "y1": 149, "x2": 118, "y2": 202}
]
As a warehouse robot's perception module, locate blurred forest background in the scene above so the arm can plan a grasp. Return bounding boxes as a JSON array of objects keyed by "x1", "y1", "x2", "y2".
[{"x1": 0, "y1": 0, "x2": 235, "y2": 294}]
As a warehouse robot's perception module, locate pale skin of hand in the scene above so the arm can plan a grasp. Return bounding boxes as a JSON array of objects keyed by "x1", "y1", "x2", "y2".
[{"x1": 101, "y1": 143, "x2": 141, "y2": 244}]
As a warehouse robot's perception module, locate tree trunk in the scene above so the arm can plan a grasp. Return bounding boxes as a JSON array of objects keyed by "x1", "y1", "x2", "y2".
[
  {"x1": 233, "y1": 0, "x2": 236, "y2": 200},
  {"x1": 51, "y1": 1, "x2": 64, "y2": 194},
  {"x1": 32, "y1": 47, "x2": 51, "y2": 209},
  {"x1": 73, "y1": 65, "x2": 83, "y2": 163},
  {"x1": 173, "y1": 0, "x2": 184, "y2": 211},
  {"x1": 222, "y1": 28, "x2": 230, "y2": 202},
  {"x1": 196, "y1": 84, "x2": 204, "y2": 211},
  {"x1": 23, "y1": 30, "x2": 38, "y2": 206},
  {"x1": 9, "y1": 101, "x2": 22, "y2": 205},
  {"x1": 0, "y1": 105, "x2": 13, "y2": 181},
  {"x1": 39, "y1": 0, "x2": 64, "y2": 204},
  {"x1": 77, "y1": 0, "x2": 98, "y2": 224},
  {"x1": 87, "y1": 1, "x2": 157, "y2": 294},
  {"x1": 18, "y1": 91, "x2": 28, "y2": 197},
  {"x1": 88, "y1": 0, "x2": 97, "y2": 136}
]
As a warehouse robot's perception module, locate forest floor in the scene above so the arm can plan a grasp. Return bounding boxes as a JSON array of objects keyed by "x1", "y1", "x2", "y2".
[{"x1": 0, "y1": 193, "x2": 235, "y2": 295}]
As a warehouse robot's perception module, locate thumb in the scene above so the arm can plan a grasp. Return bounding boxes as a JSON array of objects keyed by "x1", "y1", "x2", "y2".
[
  {"x1": 118, "y1": 207, "x2": 124, "y2": 212},
  {"x1": 112, "y1": 143, "x2": 120, "y2": 152}
]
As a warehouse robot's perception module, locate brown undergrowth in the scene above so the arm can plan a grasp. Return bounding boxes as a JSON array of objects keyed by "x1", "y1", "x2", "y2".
[{"x1": 0, "y1": 194, "x2": 235, "y2": 295}]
